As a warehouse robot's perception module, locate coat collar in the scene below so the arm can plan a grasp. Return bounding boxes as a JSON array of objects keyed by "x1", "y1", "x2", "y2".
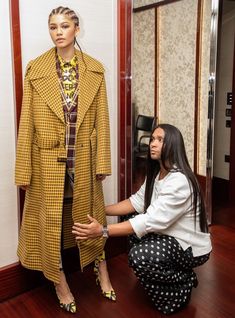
[
  {"x1": 28, "y1": 47, "x2": 104, "y2": 80},
  {"x1": 27, "y1": 48, "x2": 104, "y2": 125}
]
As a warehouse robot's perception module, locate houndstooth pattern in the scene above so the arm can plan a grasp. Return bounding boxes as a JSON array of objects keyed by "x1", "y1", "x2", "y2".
[{"x1": 15, "y1": 48, "x2": 111, "y2": 283}]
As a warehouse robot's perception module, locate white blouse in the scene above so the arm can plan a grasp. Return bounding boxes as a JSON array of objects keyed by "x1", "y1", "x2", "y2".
[{"x1": 129, "y1": 171, "x2": 212, "y2": 257}]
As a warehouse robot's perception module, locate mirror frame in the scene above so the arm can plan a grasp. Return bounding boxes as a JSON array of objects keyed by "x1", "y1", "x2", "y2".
[{"x1": 206, "y1": 0, "x2": 219, "y2": 223}]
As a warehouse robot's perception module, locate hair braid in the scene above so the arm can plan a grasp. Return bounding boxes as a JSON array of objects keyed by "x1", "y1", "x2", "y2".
[{"x1": 49, "y1": 6, "x2": 79, "y2": 26}]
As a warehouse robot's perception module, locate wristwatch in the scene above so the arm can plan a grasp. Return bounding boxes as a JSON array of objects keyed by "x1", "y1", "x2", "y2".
[{"x1": 102, "y1": 225, "x2": 109, "y2": 238}]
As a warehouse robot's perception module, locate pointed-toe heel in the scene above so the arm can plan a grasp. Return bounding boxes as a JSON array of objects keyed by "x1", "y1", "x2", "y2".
[
  {"x1": 54, "y1": 269, "x2": 77, "y2": 314},
  {"x1": 59, "y1": 300, "x2": 77, "y2": 313},
  {"x1": 54, "y1": 284, "x2": 77, "y2": 313},
  {"x1": 94, "y1": 251, "x2": 116, "y2": 301}
]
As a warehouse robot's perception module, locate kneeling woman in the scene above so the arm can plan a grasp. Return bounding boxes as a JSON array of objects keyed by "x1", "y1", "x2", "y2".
[{"x1": 73, "y1": 123, "x2": 212, "y2": 315}]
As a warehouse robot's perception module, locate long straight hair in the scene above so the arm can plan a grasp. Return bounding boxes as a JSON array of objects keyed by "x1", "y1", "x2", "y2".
[{"x1": 144, "y1": 124, "x2": 208, "y2": 233}]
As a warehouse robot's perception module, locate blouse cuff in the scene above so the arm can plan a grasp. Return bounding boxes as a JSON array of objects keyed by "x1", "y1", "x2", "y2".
[{"x1": 129, "y1": 214, "x2": 147, "y2": 238}]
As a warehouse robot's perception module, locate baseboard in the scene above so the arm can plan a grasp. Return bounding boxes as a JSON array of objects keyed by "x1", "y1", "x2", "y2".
[
  {"x1": 212, "y1": 176, "x2": 229, "y2": 202},
  {"x1": 196, "y1": 175, "x2": 230, "y2": 203},
  {"x1": 0, "y1": 262, "x2": 46, "y2": 302},
  {"x1": 0, "y1": 237, "x2": 127, "y2": 302}
]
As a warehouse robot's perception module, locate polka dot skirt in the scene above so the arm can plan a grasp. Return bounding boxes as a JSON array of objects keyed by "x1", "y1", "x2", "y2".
[{"x1": 128, "y1": 233, "x2": 210, "y2": 315}]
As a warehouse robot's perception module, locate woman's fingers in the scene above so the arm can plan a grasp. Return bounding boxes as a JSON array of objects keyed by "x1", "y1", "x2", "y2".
[
  {"x1": 72, "y1": 224, "x2": 87, "y2": 234},
  {"x1": 74, "y1": 222, "x2": 89, "y2": 229},
  {"x1": 72, "y1": 228, "x2": 88, "y2": 235},
  {"x1": 72, "y1": 223, "x2": 93, "y2": 237},
  {"x1": 75, "y1": 235, "x2": 88, "y2": 240},
  {"x1": 72, "y1": 227, "x2": 88, "y2": 240},
  {"x1": 87, "y1": 214, "x2": 95, "y2": 222},
  {"x1": 96, "y1": 174, "x2": 106, "y2": 181},
  {"x1": 19, "y1": 185, "x2": 29, "y2": 191},
  {"x1": 72, "y1": 218, "x2": 102, "y2": 240}
]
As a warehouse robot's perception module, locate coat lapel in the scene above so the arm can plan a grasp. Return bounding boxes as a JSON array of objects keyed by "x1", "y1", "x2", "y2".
[
  {"x1": 76, "y1": 52, "x2": 104, "y2": 130},
  {"x1": 28, "y1": 48, "x2": 65, "y2": 123},
  {"x1": 27, "y1": 48, "x2": 105, "y2": 126}
]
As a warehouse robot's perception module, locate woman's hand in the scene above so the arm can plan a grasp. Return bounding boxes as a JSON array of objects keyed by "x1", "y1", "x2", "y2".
[
  {"x1": 96, "y1": 174, "x2": 107, "y2": 181},
  {"x1": 72, "y1": 215, "x2": 103, "y2": 240},
  {"x1": 19, "y1": 185, "x2": 29, "y2": 191}
]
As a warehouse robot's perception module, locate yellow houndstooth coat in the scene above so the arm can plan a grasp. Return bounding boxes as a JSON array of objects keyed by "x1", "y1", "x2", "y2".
[{"x1": 15, "y1": 47, "x2": 111, "y2": 283}]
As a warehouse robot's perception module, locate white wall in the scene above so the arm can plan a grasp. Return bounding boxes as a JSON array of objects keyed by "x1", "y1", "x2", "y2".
[
  {"x1": 0, "y1": 0, "x2": 19, "y2": 267},
  {"x1": 0, "y1": 0, "x2": 118, "y2": 269}
]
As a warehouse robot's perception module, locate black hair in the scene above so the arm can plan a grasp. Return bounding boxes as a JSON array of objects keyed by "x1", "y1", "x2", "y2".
[
  {"x1": 49, "y1": 6, "x2": 79, "y2": 26},
  {"x1": 144, "y1": 123, "x2": 208, "y2": 233}
]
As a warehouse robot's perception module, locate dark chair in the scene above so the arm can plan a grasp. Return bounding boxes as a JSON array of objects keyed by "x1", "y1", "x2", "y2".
[{"x1": 133, "y1": 114, "x2": 157, "y2": 161}]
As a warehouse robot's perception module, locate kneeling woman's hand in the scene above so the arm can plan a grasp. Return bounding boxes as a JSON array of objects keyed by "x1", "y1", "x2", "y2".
[{"x1": 72, "y1": 215, "x2": 102, "y2": 240}]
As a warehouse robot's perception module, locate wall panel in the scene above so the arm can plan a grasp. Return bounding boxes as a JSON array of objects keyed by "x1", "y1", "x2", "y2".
[{"x1": 158, "y1": 0, "x2": 198, "y2": 166}]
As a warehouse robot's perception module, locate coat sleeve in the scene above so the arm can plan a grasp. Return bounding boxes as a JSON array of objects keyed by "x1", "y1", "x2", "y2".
[
  {"x1": 15, "y1": 62, "x2": 34, "y2": 185},
  {"x1": 95, "y1": 74, "x2": 111, "y2": 175}
]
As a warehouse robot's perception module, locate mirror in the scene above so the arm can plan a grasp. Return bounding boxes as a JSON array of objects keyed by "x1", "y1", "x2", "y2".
[
  {"x1": 208, "y1": 0, "x2": 235, "y2": 225},
  {"x1": 132, "y1": 0, "x2": 212, "y2": 194}
]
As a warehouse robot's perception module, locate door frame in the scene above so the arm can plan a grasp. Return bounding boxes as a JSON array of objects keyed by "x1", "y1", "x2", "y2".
[
  {"x1": 229, "y1": 33, "x2": 235, "y2": 202},
  {"x1": 118, "y1": 0, "x2": 132, "y2": 200}
]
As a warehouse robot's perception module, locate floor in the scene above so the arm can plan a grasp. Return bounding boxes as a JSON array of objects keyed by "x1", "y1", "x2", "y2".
[{"x1": 0, "y1": 165, "x2": 235, "y2": 317}]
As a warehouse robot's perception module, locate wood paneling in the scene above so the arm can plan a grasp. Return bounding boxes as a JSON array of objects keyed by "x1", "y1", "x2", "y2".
[
  {"x1": 212, "y1": 177, "x2": 229, "y2": 203},
  {"x1": 0, "y1": 263, "x2": 45, "y2": 302},
  {"x1": 118, "y1": 0, "x2": 132, "y2": 200},
  {"x1": 229, "y1": 34, "x2": 235, "y2": 202},
  {"x1": 10, "y1": 0, "x2": 23, "y2": 130},
  {"x1": 10, "y1": 0, "x2": 25, "y2": 217},
  {"x1": 196, "y1": 174, "x2": 206, "y2": 196}
]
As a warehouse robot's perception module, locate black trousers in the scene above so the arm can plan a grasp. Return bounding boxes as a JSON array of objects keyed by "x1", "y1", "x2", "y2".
[{"x1": 128, "y1": 233, "x2": 210, "y2": 315}]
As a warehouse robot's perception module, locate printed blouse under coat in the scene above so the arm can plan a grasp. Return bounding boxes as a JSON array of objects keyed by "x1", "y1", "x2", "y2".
[{"x1": 56, "y1": 54, "x2": 78, "y2": 176}]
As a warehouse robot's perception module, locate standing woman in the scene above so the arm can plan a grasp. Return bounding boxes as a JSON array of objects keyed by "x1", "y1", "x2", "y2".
[
  {"x1": 73, "y1": 124, "x2": 212, "y2": 315},
  {"x1": 15, "y1": 6, "x2": 115, "y2": 314}
]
